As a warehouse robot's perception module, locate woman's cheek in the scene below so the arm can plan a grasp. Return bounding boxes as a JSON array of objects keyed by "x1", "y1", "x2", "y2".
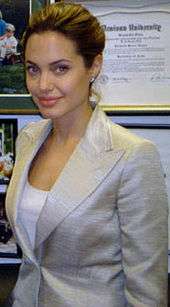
[{"x1": 26, "y1": 78, "x2": 36, "y2": 94}]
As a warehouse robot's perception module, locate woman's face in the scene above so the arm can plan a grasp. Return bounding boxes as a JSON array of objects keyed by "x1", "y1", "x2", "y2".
[{"x1": 25, "y1": 31, "x2": 101, "y2": 120}]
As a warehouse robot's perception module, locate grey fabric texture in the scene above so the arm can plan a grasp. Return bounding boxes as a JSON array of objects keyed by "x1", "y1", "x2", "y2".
[{"x1": 6, "y1": 106, "x2": 168, "y2": 306}]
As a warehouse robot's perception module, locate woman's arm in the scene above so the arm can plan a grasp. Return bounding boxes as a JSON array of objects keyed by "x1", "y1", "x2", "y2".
[{"x1": 117, "y1": 140, "x2": 168, "y2": 306}]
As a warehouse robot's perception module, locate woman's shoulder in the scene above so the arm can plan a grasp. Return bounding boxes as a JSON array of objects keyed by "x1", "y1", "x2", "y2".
[
  {"x1": 109, "y1": 119, "x2": 158, "y2": 155},
  {"x1": 21, "y1": 118, "x2": 50, "y2": 132},
  {"x1": 16, "y1": 119, "x2": 51, "y2": 146},
  {"x1": 110, "y1": 121, "x2": 146, "y2": 145},
  {"x1": 96, "y1": 107, "x2": 154, "y2": 150},
  {"x1": 91, "y1": 106, "x2": 157, "y2": 155},
  {"x1": 20, "y1": 118, "x2": 51, "y2": 135}
]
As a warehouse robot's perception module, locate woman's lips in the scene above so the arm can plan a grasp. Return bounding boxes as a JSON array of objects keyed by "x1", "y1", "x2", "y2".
[{"x1": 38, "y1": 96, "x2": 63, "y2": 107}]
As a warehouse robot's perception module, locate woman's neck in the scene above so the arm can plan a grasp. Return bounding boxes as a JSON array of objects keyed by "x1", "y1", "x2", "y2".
[{"x1": 51, "y1": 104, "x2": 93, "y2": 145}]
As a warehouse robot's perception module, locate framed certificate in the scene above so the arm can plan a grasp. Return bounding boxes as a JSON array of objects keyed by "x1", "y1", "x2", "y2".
[{"x1": 74, "y1": 1, "x2": 170, "y2": 112}]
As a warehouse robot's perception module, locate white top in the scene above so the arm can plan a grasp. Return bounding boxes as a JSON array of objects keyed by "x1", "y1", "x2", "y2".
[
  {"x1": 19, "y1": 180, "x2": 48, "y2": 248},
  {"x1": 1, "y1": 36, "x2": 18, "y2": 50}
]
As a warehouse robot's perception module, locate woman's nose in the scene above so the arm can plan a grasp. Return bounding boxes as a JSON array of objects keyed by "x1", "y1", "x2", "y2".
[{"x1": 39, "y1": 71, "x2": 54, "y2": 92}]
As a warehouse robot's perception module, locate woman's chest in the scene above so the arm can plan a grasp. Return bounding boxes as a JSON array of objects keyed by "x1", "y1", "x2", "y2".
[
  {"x1": 39, "y1": 178, "x2": 121, "y2": 268},
  {"x1": 28, "y1": 137, "x2": 79, "y2": 191}
]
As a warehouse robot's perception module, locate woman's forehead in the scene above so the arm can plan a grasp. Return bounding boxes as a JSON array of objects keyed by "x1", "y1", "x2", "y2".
[
  {"x1": 25, "y1": 31, "x2": 85, "y2": 67},
  {"x1": 25, "y1": 31, "x2": 78, "y2": 57}
]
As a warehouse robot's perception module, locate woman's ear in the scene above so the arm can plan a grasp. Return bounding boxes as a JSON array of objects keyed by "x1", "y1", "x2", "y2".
[{"x1": 90, "y1": 54, "x2": 103, "y2": 81}]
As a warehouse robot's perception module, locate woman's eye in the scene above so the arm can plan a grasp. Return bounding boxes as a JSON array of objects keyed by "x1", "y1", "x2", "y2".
[
  {"x1": 25, "y1": 65, "x2": 39, "y2": 76},
  {"x1": 54, "y1": 65, "x2": 69, "y2": 74}
]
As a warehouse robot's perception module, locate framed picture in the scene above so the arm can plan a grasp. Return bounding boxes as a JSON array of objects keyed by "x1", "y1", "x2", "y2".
[
  {"x1": 70, "y1": 1, "x2": 170, "y2": 112},
  {"x1": 0, "y1": 118, "x2": 19, "y2": 259},
  {"x1": 0, "y1": 119, "x2": 18, "y2": 188},
  {"x1": 0, "y1": 193, "x2": 21, "y2": 259},
  {"x1": 110, "y1": 113, "x2": 170, "y2": 251},
  {"x1": 1, "y1": 0, "x2": 170, "y2": 114},
  {"x1": 0, "y1": 0, "x2": 30, "y2": 95},
  {"x1": 0, "y1": 0, "x2": 49, "y2": 115}
]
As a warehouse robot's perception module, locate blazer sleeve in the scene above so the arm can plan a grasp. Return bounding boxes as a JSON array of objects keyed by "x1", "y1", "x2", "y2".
[{"x1": 117, "y1": 140, "x2": 168, "y2": 307}]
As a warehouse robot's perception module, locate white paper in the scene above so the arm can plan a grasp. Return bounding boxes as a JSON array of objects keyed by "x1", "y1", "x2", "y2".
[{"x1": 78, "y1": 1, "x2": 170, "y2": 106}]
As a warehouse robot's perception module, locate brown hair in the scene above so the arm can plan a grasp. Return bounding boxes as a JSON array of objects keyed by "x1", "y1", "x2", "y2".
[{"x1": 22, "y1": 2, "x2": 105, "y2": 68}]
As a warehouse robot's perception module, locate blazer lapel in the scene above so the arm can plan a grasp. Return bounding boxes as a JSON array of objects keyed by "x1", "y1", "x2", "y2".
[
  {"x1": 6, "y1": 119, "x2": 52, "y2": 258},
  {"x1": 7, "y1": 106, "x2": 125, "y2": 252},
  {"x1": 35, "y1": 107, "x2": 125, "y2": 248}
]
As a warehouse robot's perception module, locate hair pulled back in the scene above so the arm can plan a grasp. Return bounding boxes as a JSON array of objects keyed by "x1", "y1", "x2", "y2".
[{"x1": 22, "y1": 2, "x2": 105, "y2": 68}]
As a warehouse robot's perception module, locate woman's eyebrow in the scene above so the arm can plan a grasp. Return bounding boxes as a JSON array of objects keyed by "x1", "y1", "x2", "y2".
[
  {"x1": 49, "y1": 59, "x2": 72, "y2": 66},
  {"x1": 25, "y1": 59, "x2": 72, "y2": 66},
  {"x1": 25, "y1": 60, "x2": 36, "y2": 65}
]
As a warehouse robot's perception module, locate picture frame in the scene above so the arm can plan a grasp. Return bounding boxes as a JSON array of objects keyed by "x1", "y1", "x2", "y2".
[
  {"x1": 0, "y1": 0, "x2": 30, "y2": 96},
  {"x1": 0, "y1": 193, "x2": 21, "y2": 259},
  {"x1": 0, "y1": 0, "x2": 49, "y2": 115},
  {"x1": 0, "y1": 113, "x2": 41, "y2": 262},
  {"x1": 71, "y1": 1, "x2": 170, "y2": 112},
  {"x1": 1, "y1": 1, "x2": 170, "y2": 114},
  {"x1": 0, "y1": 119, "x2": 18, "y2": 190},
  {"x1": 109, "y1": 113, "x2": 170, "y2": 251},
  {"x1": 0, "y1": 118, "x2": 18, "y2": 259}
]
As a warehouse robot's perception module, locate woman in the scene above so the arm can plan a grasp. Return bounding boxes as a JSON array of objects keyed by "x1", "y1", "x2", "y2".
[{"x1": 5, "y1": 2, "x2": 168, "y2": 306}]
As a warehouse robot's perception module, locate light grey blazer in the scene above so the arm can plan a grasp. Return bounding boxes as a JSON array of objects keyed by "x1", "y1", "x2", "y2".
[{"x1": 6, "y1": 106, "x2": 168, "y2": 307}]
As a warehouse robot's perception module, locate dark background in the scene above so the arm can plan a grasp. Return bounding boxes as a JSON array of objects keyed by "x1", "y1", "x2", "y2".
[{"x1": 0, "y1": 0, "x2": 29, "y2": 40}]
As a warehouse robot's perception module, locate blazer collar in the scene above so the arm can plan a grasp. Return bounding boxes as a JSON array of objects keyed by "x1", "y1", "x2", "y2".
[
  {"x1": 7, "y1": 106, "x2": 124, "y2": 251},
  {"x1": 34, "y1": 106, "x2": 124, "y2": 248},
  {"x1": 22, "y1": 105, "x2": 113, "y2": 154}
]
